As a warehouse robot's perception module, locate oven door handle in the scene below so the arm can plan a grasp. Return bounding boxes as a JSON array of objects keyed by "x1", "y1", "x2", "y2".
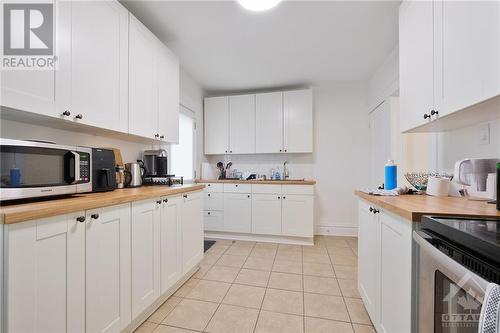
[
  {"x1": 70, "y1": 151, "x2": 81, "y2": 184},
  {"x1": 413, "y1": 230, "x2": 489, "y2": 293}
]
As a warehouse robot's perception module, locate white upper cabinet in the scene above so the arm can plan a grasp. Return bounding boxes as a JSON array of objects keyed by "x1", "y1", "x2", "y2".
[
  {"x1": 283, "y1": 89, "x2": 313, "y2": 153},
  {"x1": 63, "y1": 1, "x2": 129, "y2": 132},
  {"x1": 436, "y1": 0, "x2": 500, "y2": 116},
  {"x1": 204, "y1": 96, "x2": 230, "y2": 154},
  {"x1": 399, "y1": 0, "x2": 500, "y2": 132},
  {"x1": 205, "y1": 89, "x2": 313, "y2": 155},
  {"x1": 85, "y1": 204, "x2": 131, "y2": 333},
  {"x1": 158, "y1": 45, "x2": 180, "y2": 143},
  {"x1": 129, "y1": 15, "x2": 158, "y2": 139},
  {"x1": 256, "y1": 92, "x2": 283, "y2": 154},
  {"x1": 229, "y1": 94, "x2": 256, "y2": 154},
  {"x1": 399, "y1": 0, "x2": 435, "y2": 132}
]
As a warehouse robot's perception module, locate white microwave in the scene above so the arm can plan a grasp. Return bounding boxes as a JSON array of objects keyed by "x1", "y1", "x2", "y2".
[{"x1": 0, "y1": 138, "x2": 92, "y2": 201}]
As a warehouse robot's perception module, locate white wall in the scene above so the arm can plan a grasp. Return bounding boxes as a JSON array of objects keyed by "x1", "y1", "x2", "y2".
[
  {"x1": 368, "y1": 46, "x2": 399, "y2": 111},
  {"x1": 205, "y1": 83, "x2": 370, "y2": 236}
]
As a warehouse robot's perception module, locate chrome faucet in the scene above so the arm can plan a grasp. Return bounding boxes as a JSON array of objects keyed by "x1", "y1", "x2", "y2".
[{"x1": 283, "y1": 161, "x2": 289, "y2": 180}]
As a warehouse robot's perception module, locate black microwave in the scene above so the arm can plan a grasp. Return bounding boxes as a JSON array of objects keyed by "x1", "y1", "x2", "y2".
[{"x1": 0, "y1": 138, "x2": 92, "y2": 201}]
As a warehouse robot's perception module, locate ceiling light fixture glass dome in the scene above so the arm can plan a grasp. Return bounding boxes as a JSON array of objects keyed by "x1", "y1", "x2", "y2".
[{"x1": 237, "y1": 0, "x2": 282, "y2": 11}]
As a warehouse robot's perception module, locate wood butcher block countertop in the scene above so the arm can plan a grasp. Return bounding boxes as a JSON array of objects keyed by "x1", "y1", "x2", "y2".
[
  {"x1": 355, "y1": 190, "x2": 500, "y2": 222},
  {"x1": 0, "y1": 184, "x2": 205, "y2": 224},
  {"x1": 196, "y1": 179, "x2": 316, "y2": 185}
]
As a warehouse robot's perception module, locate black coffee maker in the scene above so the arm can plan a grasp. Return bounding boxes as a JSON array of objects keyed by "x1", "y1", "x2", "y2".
[
  {"x1": 143, "y1": 149, "x2": 168, "y2": 176},
  {"x1": 92, "y1": 148, "x2": 116, "y2": 192}
]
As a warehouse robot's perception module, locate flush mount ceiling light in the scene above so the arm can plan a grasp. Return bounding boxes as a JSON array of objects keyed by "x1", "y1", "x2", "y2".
[{"x1": 237, "y1": 0, "x2": 282, "y2": 12}]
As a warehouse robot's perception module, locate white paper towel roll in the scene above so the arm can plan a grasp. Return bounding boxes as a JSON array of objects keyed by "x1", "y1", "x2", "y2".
[{"x1": 426, "y1": 176, "x2": 451, "y2": 197}]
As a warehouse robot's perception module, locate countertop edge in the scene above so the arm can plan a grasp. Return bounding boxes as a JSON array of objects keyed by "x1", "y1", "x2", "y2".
[
  {"x1": 196, "y1": 179, "x2": 316, "y2": 185},
  {"x1": 0, "y1": 184, "x2": 205, "y2": 225}
]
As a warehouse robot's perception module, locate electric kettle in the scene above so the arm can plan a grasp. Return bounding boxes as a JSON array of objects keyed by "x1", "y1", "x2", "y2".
[{"x1": 124, "y1": 160, "x2": 146, "y2": 188}]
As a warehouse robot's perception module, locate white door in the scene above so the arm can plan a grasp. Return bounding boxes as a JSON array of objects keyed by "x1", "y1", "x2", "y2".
[
  {"x1": 357, "y1": 202, "x2": 379, "y2": 325},
  {"x1": 66, "y1": 1, "x2": 128, "y2": 132},
  {"x1": 129, "y1": 14, "x2": 158, "y2": 139},
  {"x1": 251, "y1": 194, "x2": 282, "y2": 235},
  {"x1": 281, "y1": 194, "x2": 313, "y2": 237},
  {"x1": 223, "y1": 193, "x2": 252, "y2": 233},
  {"x1": 436, "y1": 0, "x2": 500, "y2": 116},
  {"x1": 5, "y1": 212, "x2": 85, "y2": 333},
  {"x1": 131, "y1": 199, "x2": 161, "y2": 319},
  {"x1": 158, "y1": 44, "x2": 180, "y2": 143},
  {"x1": 204, "y1": 96, "x2": 229, "y2": 154},
  {"x1": 204, "y1": 211, "x2": 224, "y2": 232},
  {"x1": 255, "y1": 92, "x2": 283, "y2": 153},
  {"x1": 229, "y1": 94, "x2": 256, "y2": 154},
  {"x1": 378, "y1": 212, "x2": 412, "y2": 333},
  {"x1": 160, "y1": 196, "x2": 183, "y2": 294},
  {"x1": 182, "y1": 191, "x2": 204, "y2": 273},
  {"x1": 85, "y1": 204, "x2": 131, "y2": 333},
  {"x1": 0, "y1": 0, "x2": 62, "y2": 118},
  {"x1": 369, "y1": 101, "x2": 391, "y2": 189},
  {"x1": 399, "y1": 0, "x2": 435, "y2": 132},
  {"x1": 283, "y1": 89, "x2": 313, "y2": 153}
]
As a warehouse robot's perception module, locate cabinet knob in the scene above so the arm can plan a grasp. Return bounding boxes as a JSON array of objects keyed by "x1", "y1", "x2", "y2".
[
  {"x1": 90, "y1": 213, "x2": 99, "y2": 219},
  {"x1": 183, "y1": 194, "x2": 188, "y2": 198},
  {"x1": 247, "y1": 195, "x2": 250, "y2": 198},
  {"x1": 163, "y1": 198, "x2": 168, "y2": 203},
  {"x1": 160, "y1": 135, "x2": 165, "y2": 139},
  {"x1": 208, "y1": 212, "x2": 211, "y2": 215},
  {"x1": 283, "y1": 196, "x2": 286, "y2": 199},
  {"x1": 430, "y1": 110, "x2": 439, "y2": 116},
  {"x1": 230, "y1": 150, "x2": 233, "y2": 153},
  {"x1": 75, "y1": 114, "x2": 83, "y2": 120},
  {"x1": 235, "y1": 184, "x2": 238, "y2": 187},
  {"x1": 374, "y1": 209, "x2": 380, "y2": 214},
  {"x1": 369, "y1": 207, "x2": 374, "y2": 212},
  {"x1": 279, "y1": 149, "x2": 282, "y2": 152},
  {"x1": 284, "y1": 149, "x2": 287, "y2": 152},
  {"x1": 76, "y1": 216, "x2": 85, "y2": 223},
  {"x1": 207, "y1": 193, "x2": 211, "y2": 197},
  {"x1": 423, "y1": 113, "x2": 431, "y2": 120},
  {"x1": 62, "y1": 110, "x2": 71, "y2": 117},
  {"x1": 278, "y1": 196, "x2": 281, "y2": 199},
  {"x1": 154, "y1": 134, "x2": 159, "y2": 138},
  {"x1": 156, "y1": 200, "x2": 162, "y2": 204}
]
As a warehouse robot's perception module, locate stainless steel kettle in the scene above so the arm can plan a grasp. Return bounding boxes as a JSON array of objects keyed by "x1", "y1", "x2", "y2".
[{"x1": 124, "y1": 160, "x2": 146, "y2": 187}]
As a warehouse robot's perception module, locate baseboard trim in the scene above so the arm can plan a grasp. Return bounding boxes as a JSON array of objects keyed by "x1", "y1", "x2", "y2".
[
  {"x1": 314, "y1": 226, "x2": 358, "y2": 237},
  {"x1": 205, "y1": 231, "x2": 314, "y2": 246}
]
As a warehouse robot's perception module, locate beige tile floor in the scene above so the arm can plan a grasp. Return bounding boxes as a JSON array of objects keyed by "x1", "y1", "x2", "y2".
[{"x1": 134, "y1": 236, "x2": 375, "y2": 333}]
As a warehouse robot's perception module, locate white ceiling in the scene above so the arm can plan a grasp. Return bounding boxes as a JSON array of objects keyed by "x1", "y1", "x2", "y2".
[{"x1": 122, "y1": 0, "x2": 400, "y2": 94}]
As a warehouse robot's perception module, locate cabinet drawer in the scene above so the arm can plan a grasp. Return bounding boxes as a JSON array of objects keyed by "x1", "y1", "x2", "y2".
[
  {"x1": 282, "y1": 185, "x2": 314, "y2": 195},
  {"x1": 203, "y1": 183, "x2": 223, "y2": 193},
  {"x1": 252, "y1": 184, "x2": 282, "y2": 194},
  {"x1": 204, "y1": 211, "x2": 224, "y2": 231},
  {"x1": 204, "y1": 192, "x2": 224, "y2": 211},
  {"x1": 223, "y1": 183, "x2": 251, "y2": 193}
]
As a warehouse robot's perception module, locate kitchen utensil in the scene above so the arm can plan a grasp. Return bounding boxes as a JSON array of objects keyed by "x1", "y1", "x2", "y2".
[
  {"x1": 116, "y1": 165, "x2": 125, "y2": 189},
  {"x1": 404, "y1": 172, "x2": 453, "y2": 191},
  {"x1": 217, "y1": 162, "x2": 225, "y2": 179},
  {"x1": 124, "y1": 161, "x2": 146, "y2": 187},
  {"x1": 426, "y1": 176, "x2": 451, "y2": 197}
]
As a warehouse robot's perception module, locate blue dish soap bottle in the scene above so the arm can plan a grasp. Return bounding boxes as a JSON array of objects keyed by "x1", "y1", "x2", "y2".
[{"x1": 385, "y1": 160, "x2": 398, "y2": 190}]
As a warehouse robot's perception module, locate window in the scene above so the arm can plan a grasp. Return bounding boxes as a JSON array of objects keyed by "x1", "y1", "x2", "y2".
[{"x1": 171, "y1": 108, "x2": 195, "y2": 181}]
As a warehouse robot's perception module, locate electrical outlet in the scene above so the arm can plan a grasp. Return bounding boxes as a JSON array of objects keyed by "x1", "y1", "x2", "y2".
[{"x1": 478, "y1": 123, "x2": 490, "y2": 145}]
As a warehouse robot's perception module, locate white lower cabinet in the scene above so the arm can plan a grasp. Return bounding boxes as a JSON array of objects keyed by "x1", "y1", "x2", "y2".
[
  {"x1": 282, "y1": 195, "x2": 313, "y2": 237},
  {"x1": 252, "y1": 194, "x2": 282, "y2": 235},
  {"x1": 160, "y1": 196, "x2": 183, "y2": 294},
  {"x1": 223, "y1": 193, "x2": 252, "y2": 233},
  {"x1": 5, "y1": 212, "x2": 86, "y2": 333},
  {"x1": 85, "y1": 204, "x2": 131, "y2": 333},
  {"x1": 182, "y1": 191, "x2": 204, "y2": 273},
  {"x1": 357, "y1": 199, "x2": 412, "y2": 333},
  {"x1": 131, "y1": 199, "x2": 161, "y2": 319}
]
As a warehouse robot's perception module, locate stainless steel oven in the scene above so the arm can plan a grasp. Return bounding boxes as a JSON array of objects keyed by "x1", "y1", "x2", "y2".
[
  {"x1": 0, "y1": 138, "x2": 92, "y2": 201},
  {"x1": 414, "y1": 216, "x2": 500, "y2": 333}
]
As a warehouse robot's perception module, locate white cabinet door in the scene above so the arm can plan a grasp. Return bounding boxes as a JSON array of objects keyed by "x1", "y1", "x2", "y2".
[
  {"x1": 158, "y1": 44, "x2": 180, "y2": 143},
  {"x1": 204, "y1": 96, "x2": 229, "y2": 154},
  {"x1": 160, "y1": 196, "x2": 183, "y2": 294},
  {"x1": 256, "y1": 92, "x2": 283, "y2": 154},
  {"x1": 5, "y1": 212, "x2": 85, "y2": 333},
  {"x1": 204, "y1": 192, "x2": 224, "y2": 211},
  {"x1": 378, "y1": 212, "x2": 412, "y2": 333},
  {"x1": 223, "y1": 193, "x2": 252, "y2": 233},
  {"x1": 86, "y1": 204, "x2": 131, "y2": 333},
  {"x1": 436, "y1": 0, "x2": 500, "y2": 116},
  {"x1": 204, "y1": 211, "x2": 224, "y2": 231},
  {"x1": 67, "y1": 1, "x2": 128, "y2": 132},
  {"x1": 0, "y1": 0, "x2": 62, "y2": 118},
  {"x1": 281, "y1": 194, "x2": 313, "y2": 237},
  {"x1": 252, "y1": 194, "x2": 282, "y2": 235},
  {"x1": 129, "y1": 15, "x2": 158, "y2": 139},
  {"x1": 399, "y1": 0, "x2": 435, "y2": 132},
  {"x1": 283, "y1": 89, "x2": 313, "y2": 153},
  {"x1": 229, "y1": 94, "x2": 255, "y2": 154},
  {"x1": 182, "y1": 191, "x2": 204, "y2": 273},
  {"x1": 131, "y1": 199, "x2": 161, "y2": 319},
  {"x1": 357, "y1": 201, "x2": 379, "y2": 325}
]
